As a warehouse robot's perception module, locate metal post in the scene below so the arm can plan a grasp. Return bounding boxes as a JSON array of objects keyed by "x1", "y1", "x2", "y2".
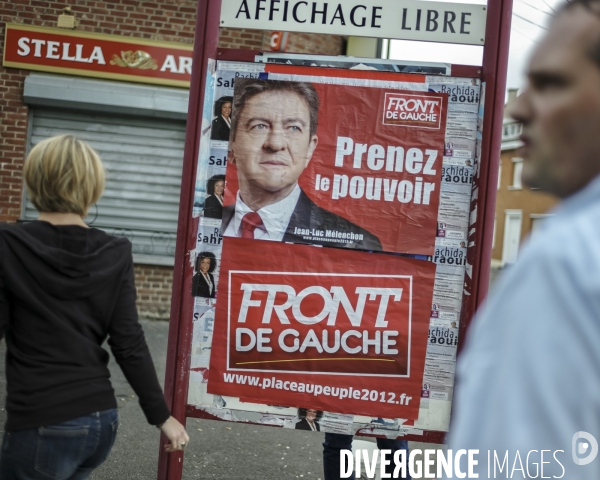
[
  {"x1": 460, "y1": 0, "x2": 513, "y2": 345},
  {"x1": 157, "y1": 0, "x2": 222, "y2": 478}
]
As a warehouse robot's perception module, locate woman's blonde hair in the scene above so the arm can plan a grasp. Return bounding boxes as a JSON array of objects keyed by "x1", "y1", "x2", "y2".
[{"x1": 24, "y1": 134, "x2": 106, "y2": 216}]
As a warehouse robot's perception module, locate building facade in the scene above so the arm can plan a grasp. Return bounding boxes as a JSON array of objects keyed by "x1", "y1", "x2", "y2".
[
  {"x1": 491, "y1": 89, "x2": 558, "y2": 267},
  {"x1": 0, "y1": 1, "x2": 344, "y2": 319}
]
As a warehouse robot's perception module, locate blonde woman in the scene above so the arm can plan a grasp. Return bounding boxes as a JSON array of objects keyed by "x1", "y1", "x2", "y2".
[{"x1": 0, "y1": 135, "x2": 188, "y2": 479}]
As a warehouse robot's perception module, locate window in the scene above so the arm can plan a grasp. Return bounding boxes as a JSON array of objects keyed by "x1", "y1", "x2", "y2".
[
  {"x1": 509, "y1": 157, "x2": 523, "y2": 189},
  {"x1": 502, "y1": 122, "x2": 523, "y2": 139},
  {"x1": 502, "y1": 210, "x2": 523, "y2": 266},
  {"x1": 498, "y1": 162, "x2": 502, "y2": 191}
]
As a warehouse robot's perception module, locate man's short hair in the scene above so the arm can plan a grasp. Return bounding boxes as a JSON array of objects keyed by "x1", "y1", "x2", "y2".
[
  {"x1": 24, "y1": 134, "x2": 105, "y2": 217},
  {"x1": 561, "y1": 0, "x2": 600, "y2": 67},
  {"x1": 230, "y1": 79, "x2": 319, "y2": 141}
]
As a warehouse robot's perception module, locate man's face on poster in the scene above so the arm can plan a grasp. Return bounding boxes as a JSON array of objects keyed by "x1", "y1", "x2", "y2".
[{"x1": 230, "y1": 90, "x2": 318, "y2": 200}]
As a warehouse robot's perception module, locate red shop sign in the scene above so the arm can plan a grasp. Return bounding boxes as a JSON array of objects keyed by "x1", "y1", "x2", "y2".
[{"x1": 3, "y1": 23, "x2": 193, "y2": 88}]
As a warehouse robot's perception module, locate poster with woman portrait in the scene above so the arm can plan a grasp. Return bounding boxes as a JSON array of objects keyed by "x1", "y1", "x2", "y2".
[
  {"x1": 211, "y1": 96, "x2": 232, "y2": 142},
  {"x1": 191, "y1": 248, "x2": 220, "y2": 299},
  {"x1": 202, "y1": 174, "x2": 226, "y2": 220}
]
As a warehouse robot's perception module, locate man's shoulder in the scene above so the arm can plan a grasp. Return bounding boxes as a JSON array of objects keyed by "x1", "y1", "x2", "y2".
[
  {"x1": 297, "y1": 191, "x2": 370, "y2": 231},
  {"x1": 479, "y1": 208, "x2": 600, "y2": 327},
  {"x1": 521, "y1": 208, "x2": 600, "y2": 270},
  {"x1": 290, "y1": 190, "x2": 382, "y2": 250}
]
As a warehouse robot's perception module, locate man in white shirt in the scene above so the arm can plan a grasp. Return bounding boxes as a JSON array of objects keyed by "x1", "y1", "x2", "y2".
[
  {"x1": 448, "y1": 1, "x2": 600, "y2": 478},
  {"x1": 222, "y1": 79, "x2": 381, "y2": 251}
]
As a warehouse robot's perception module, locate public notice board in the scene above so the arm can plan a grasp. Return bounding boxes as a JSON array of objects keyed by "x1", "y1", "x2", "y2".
[{"x1": 188, "y1": 58, "x2": 481, "y2": 435}]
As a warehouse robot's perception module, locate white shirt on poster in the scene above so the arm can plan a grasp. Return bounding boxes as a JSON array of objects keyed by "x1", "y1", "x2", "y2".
[{"x1": 223, "y1": 184, "x2": 301, "y2": 241}]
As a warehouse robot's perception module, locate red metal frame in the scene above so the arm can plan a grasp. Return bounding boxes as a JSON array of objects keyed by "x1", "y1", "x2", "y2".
[
  {"x1": 459, "y1": 0, "x2": 513, "y2": 351},
  {"x1": 157, "y1": 0, "x2": 222, "y2": 478},
  {"x1": 159, "y1": 0, "x2": 513, "y2": 476},
  {"x1": 450, "y1": 64, "x2": 483, "y2": 79},
  {"x1": 217, "y1": 47, "x2": 260, "y2": 62}
]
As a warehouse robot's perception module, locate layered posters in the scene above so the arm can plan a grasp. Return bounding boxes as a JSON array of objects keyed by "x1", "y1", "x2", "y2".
[
  {"x1": 192, "y1": 60, "x2": 481, "y2": 431},
  {"x1": 221, "y1": 78, "x2": 449, "y2": 256},
  {"x1": 207, "y1": 238, "x2": 436, "y2": 419}
]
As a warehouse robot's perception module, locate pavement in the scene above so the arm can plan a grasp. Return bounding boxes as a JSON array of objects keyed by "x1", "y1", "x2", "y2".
[
  {"x1": 0, "y1": 321, "x2": 336, "y2": 480},
  {"x1": 0, "y1": 269, "x2": 506, "y2": 479},
  {"x1": 0, "y1": 320, "x2": 441, "y2": 479}
]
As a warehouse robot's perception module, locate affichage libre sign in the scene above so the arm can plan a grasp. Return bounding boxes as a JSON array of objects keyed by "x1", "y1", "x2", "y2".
[{"x1": 221, "y1": 0, "x2": 487, "y2": 45}]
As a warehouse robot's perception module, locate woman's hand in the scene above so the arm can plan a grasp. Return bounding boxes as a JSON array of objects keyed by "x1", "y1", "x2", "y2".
[{"x1": 159, "y1": 416, "x2": 190, "y2": 452}]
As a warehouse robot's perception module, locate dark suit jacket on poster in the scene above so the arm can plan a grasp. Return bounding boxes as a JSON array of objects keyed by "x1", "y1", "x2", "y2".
[
  {"x1": 222, "y1": 189, "x2": 382, "y2": 251},
  {"x1": 203, "y1": 195, "x2": 223, "y2": 219},
  {"x1": 295, "y1": 418, "x2": 320, "y2": 431},
  {"x1": 192, "y1": 272, "x2": 215, "y2": 298},
  {"x1": 211, "y1": 116, "x2": 230, "y2": 141}
]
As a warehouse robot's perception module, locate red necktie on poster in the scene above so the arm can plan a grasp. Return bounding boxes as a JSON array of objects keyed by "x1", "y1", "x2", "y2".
[{"x1": 241, "y1": 212, "x2": 263, "y2": 239}]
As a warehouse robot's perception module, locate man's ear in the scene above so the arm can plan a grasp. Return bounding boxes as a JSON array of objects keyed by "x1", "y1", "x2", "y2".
[{"x1": 304, "y1": 135, "x2": 318, "y2": 167}]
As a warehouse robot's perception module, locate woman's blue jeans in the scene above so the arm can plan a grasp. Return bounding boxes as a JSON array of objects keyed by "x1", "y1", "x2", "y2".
[
  {"x1": 0, "y1": 409, "x2": 118, "y2": 480},
  {"x1": 323, "y1": 433, "x2": 411, "y2": 480}
]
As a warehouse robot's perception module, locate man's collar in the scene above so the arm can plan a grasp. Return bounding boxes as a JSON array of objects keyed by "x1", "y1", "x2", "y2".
[{"x1": 233, "y1": 185, "x2": 301, "y2": 238}]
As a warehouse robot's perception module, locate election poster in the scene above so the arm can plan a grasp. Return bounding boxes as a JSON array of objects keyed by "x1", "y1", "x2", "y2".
[
  {"x1": 222, "y1": 78, "x2": 448, "y2": 256},
  {"x1": 207, "y1": 237, "x2": 436, "y2": 419},
  {"x1": 256, "y1": 52, "x2": 450, "y2": 75},
  {"x1": 186, "y1": 58, "x2": 483, "y2": 435},
  {"x1": 193, "y1": 61, "x2": 264, "y2": 218},
  {"x1": 426, "y1": 326, "x2": 459, "y2": 362}
]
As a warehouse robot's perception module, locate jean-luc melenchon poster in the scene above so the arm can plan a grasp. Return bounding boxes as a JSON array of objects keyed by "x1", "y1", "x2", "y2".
[
  {"x1": 221, "y1": 78, "x2": 448, "y2": 256},
  {"x1": 207, "y1": 238, "x2": 436, "y2": 419}
]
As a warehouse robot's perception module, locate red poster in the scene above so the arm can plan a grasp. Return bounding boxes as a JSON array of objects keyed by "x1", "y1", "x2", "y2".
[
  {"x1": 222, "y1": 79, "x2": 448, "y2": 255},
  {"x1": 207, "y1": 238, "x2": 435, "y2": 419}
]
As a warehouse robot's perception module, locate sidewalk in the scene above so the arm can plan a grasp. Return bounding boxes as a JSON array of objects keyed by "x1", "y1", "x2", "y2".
[
  {"x1": 0, "y1": 320, "x2": 444, "y2": 479},
  {"x1": 0, "y1": 321, "x2": 325, "y2": 479}
]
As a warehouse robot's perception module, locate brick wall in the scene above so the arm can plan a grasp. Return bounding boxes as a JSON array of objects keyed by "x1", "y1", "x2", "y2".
[
  {"x1": 218, "y1": 28, "x2": 265, "y2": 49},
  {"x1": 1, "y1": 2, "x2": 344, "y2": 319},
  {"x1": 134, "y1": 264, "x2": 174, "y2": 320},
  {"x1": 492, "y1": 149, "x2": 558, "y2": 262},
  {"x1": 0, "y1": 69, "x2": 28, "y2": 223},
  {"x1": 284, "y1": 32, "x2": 344, "y2": 55},
  {"x1": 218, "y1": 27, "x2": 344, "y2": 56}
]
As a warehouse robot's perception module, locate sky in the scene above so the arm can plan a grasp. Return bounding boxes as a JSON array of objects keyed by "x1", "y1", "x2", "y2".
[{"x1": 386, "y1": 0, "x2": 563, "y2": 91}]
